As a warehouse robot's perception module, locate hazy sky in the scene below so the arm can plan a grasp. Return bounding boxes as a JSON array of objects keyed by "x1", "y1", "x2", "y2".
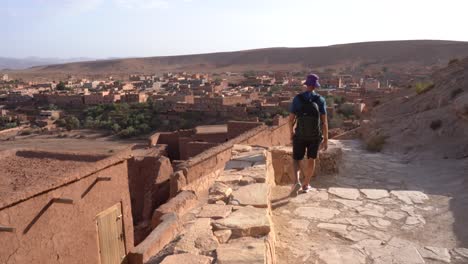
[{"x1": 2, "y1": 0, "x2": 468, "y2": 58}]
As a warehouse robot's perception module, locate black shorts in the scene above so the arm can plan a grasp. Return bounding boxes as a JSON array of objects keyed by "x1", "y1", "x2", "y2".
[{"x1": 292, "y1": 137, "x2": 322, "y2": 160}]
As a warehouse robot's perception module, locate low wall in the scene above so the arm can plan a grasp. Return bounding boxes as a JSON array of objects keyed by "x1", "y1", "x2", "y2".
[{"x1": 171, "y1": 121, "x2": 290, "y2": 198}]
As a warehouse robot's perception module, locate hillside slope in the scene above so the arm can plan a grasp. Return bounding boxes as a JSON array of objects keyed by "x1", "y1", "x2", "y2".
[
  {"x1": 9, "y1": 40, "x2": 468, "y2": 79},
  {"x1": 366, "y1": 57, "x2": 468, "y2": 160}
]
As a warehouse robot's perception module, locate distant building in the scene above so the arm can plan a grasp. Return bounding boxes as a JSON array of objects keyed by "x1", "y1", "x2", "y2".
[
  {"x1": 362, "y1": 78, "x2": 381, "y2": 90},
  {"x1": 2, "y1": 74, "x2": 8, "y2": 81}
]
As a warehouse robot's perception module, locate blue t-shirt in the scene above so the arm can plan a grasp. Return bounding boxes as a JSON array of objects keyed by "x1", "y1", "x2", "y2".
[{"x1": 289, "y1": 91, "x2": 327, "y2": 115}]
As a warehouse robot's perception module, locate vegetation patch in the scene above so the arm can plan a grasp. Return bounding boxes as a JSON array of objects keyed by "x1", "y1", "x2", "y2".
[
  {"x1": 366, "y1": 134, "x2": 387, "y2": 152},
  {"x1": 448, "y1": 58, "x2": 460, "y2": 66},
  {"x1": 414, "y1": 82, "x2": 435, "y2": 95}
]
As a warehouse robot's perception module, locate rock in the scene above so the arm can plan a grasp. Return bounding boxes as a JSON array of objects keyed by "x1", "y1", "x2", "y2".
[
  {"x1": 208, "y1": 194, "x2": 226, "y2": 204},
  {"x1": 152, "y1": 191, "x2": 198, "y2": 228},
  {"x1": 419, "y1": 246, "x2": 451, "y2": 263},
  {"x1": 333, "y1": 199, "x2": 363, "y2": 208},
  {"x1": 331, "y1": 217, "x2": 370, "y2": 228},
  {"x1": 345, "y1": 230, "x2": 372, "y2": 242},
  {"x1": 239, "y1": 176, "x2": 256, "y2": 186},
  {"x1": 160, "y1": 253, "x2": 213, "y2": 264},
  {"x1": 232, "y1": 153, "x2": 266, "y2": 164},
  {"x1": 288, "y1": 219, "x2": 310, "y2": 230},
  {"x1": 453, "y1": 248, "x2": 468, "y2": 258},
  {"x1": 317, "y1": 223, "x2": 349, "y2": 237},
  {"x1": 231, "y1": 183, "x2": 270, "y2": 208},
  {"x1": 174, "y1": 218, "x2": 219, "y2": 255},
  {"x1": 385, "y1": 210, "x2": 406, "y2": 220},
  {"x1": 209, "y1": 182, "x2": 232, "y2": 197},
  {"x1": 294, "y1": 206, "x2": 340, "y2": 220},
  {"x1": 391, "y1": 190, "x2": 429, "y2": 205},
  {"x1": 214, "y1": 230, "x2": 232, "y2": 244},
  {"x1": 355, "y1": 204, "x2": 385, "y2": 218},
  {"x1": 317, "y1": 244, "x2": 366, "y2": 264},
  {"x1": 363, "y1": 237, "x2": 425, "y2": 264},
  {"x1": 405, "y1": 215, "x2": 426, "y2": 226},
  {"x1": 370, "y1": 218, "x2": 392, "y2": 229},
  {"x1": 216, "y1": 173, "x2": 243, "y2": 185},
  {"x1": 215, "y1": 200, "x2": 226, "y2": 205},
  {"x1": 232, "y1": 144, "x2": 253, "y2": 153},
  {"x1": 213, "y1": 206, "x2": 271, "y2": 237},
  {"x1": 241, "y1": 166, "x2": 268, "y2": 183},
  {"x1": 225, "y1": 160, "x2": 253, "y2": 170},
  {"x1": 197, "y1": 204, "x2": 233, "y2": 219},
  {"x1": 329, "y1": 187, "x2": 360, "y2": 200},
  {"x1": 356, "y1": 228, "x2": 391, "y2": 241},
  {"x1": 360, "y1": 189, "x2": 390, "y2": 200},
  {"x1": 216, "y1": 237, "x2": 268, "y2": 264}
]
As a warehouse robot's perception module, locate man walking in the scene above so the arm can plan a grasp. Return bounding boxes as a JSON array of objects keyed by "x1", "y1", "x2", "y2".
[{"x1": 289, "y1": 74, "x2": 328, "y2": 196}]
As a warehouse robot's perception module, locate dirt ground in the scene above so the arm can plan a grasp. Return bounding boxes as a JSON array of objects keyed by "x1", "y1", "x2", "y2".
[
  {"x1": 0, "y1": 129, "x2": 144, "y2": 154},
  {"x1": 272, "y1": 140, "x2": 468, "y2": 264}
]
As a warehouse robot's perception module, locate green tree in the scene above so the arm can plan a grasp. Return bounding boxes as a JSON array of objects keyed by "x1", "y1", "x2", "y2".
[
  {"x1": 65, "y1": 116, "x2": 80, "y2": 131},
  {"x1": 56, "y1": 81, "x2": 67, "y2": 91}
]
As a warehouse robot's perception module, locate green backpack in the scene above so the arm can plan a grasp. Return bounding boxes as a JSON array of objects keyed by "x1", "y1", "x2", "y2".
[{"x1": 294, "y1": 93, "x2": 322, "y2": 140}]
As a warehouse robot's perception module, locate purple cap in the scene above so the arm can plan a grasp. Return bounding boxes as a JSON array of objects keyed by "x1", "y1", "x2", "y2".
[{"x1": 304, "y1": 74, "x2": 321, "y2": 87}]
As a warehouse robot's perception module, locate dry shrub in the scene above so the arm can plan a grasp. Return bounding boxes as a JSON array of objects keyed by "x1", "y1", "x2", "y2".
[
  {"x1": 415, "y1": 82, "x2": 434, "y2": 95},
  {"x1": 366, "y1": 134, "x2": 387, "y2": 152},
  {"x1": 430, "y1": 120, "x2": 442, "y2": 130},
  {"x1": 451, "y1": 88, "x2": 464, "y2": 99}
]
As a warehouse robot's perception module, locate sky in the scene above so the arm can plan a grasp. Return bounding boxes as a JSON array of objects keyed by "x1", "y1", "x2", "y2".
[{"x1": 2, "y1": 0, "x2": 468, "y2": 58}]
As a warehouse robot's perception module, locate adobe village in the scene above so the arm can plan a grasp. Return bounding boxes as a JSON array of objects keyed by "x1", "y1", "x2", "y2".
[{"x1": 1, "y1": 51, "x2": 468, "y2": 264}]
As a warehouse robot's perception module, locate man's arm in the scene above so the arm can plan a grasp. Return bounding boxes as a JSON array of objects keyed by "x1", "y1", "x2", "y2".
[
  {"x1": 289, "y1": 113, "x2": 296, "y2": 140},
  {"x1": 320, "y1": 114, "x2": 328, "y2": 150}
]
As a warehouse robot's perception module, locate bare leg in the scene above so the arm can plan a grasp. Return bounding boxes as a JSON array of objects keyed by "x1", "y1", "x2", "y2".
[
  {"x1": 293, "y1": 159, "x2": 302, "y2": 184},
  {"x1": 290, "y1": 159, "x2": 303, "y2": 197},
  {"x1": 302, "y1": 158, "x2": 316, "y2": 186}
]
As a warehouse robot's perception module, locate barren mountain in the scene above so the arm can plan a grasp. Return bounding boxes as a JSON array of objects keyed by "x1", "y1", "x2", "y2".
[
  {"x1": 7, "y1": 40, "x2": 468, "y2": 80},
  {"x1": 365, "y1": 57, "x2": 468, "y2": 160}
]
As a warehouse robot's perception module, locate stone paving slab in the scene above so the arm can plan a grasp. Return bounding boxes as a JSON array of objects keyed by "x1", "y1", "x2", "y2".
[
  {"x1": 197, "y1": 204, "x2": 233, "y2": 219},
  {"x1": 231, "y1": 183, "x2": 270, "y2": 208},
  {"x1": 160, "y1": 253, "x2": 213, "y2": 264},
  {"x1": 216, "y1": 237, "x2": 267, "y2": 264},
  {"x1": 213, "y1": 206, "x2": 271, "y2": 237},
  {"x1": 174, "y1": 218, "x2": 219, "y2": 255},
  {"x1": 329, "y1": 187, "x2": 361, "y2": 200}
]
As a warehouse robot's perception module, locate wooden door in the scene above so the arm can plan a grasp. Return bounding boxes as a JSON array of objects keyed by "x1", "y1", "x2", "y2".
[{"x1": 96, "y1": 203, "x2": 127, "y2": 264}]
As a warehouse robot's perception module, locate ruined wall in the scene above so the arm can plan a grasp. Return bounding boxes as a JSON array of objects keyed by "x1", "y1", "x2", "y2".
[
  {"x1": 171, "y1": 121, "x2": 290, "y2": 197},
  {"x1": 128, "y1": 155, "x2": 173, "y2": 225},
  {"x1": 186, "y1": 142, "x2": 220, "y2": 159},
  {"x1": 193, "y1": 132, "x2": 229, "y2": 143},
  {"x1": 227, "y1": 120, "x2": 264, "y2": 139},
  {"x1": 156, "y1": 133, "x2": 181, "y2": 160},
  {"x1": 0, "y1": 159, "x2": 134, "y2": 264}
]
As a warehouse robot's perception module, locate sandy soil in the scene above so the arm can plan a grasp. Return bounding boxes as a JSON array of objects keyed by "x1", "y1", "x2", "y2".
[
  {"x1": 0, "y1": 130, "x2": 144, "y2": 155},
  {"x1": 0, "y1": 155, "x2": 94, "y2": 196}
]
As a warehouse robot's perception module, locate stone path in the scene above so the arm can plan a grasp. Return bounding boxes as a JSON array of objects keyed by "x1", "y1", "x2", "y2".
[{"x1": 272, "y1": 140, "x2": 468, "y2": 264}]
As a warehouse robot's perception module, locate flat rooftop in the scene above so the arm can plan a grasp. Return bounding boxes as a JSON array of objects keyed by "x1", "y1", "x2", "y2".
[
  {"x1": 195, "y1": 124, "x2": 228, "y2": 134},
  {"x1": 0, "y1": 149, "x2": 112, "y2": 209}
]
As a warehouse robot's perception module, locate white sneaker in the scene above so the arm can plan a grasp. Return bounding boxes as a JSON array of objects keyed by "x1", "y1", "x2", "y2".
[{"x1": 301, "y1": 185, "x2": 313, "y2": 193}]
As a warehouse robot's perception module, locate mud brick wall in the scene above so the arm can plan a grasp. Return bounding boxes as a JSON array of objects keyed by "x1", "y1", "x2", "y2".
[
  {"x1": 186, "y1": 142, "x2": 220, "y2": 159},
  {"x1": 128, "y1": 155, "x2": 173, "y2": 226},
  {"x1": 0, "y1": 157, "x2": 134, "y2": 264},
  {"x1": 227, "y1": 121, "x2": 264, "y2": 139}
]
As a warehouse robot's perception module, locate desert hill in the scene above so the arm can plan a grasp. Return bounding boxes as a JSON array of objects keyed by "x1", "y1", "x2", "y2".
[
  {"x1": 365, "y1": 57, "x2": 468, "y2": 160},
  {"x1": 8, "y1": 40, "x2": 468, "y2": 79}
]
